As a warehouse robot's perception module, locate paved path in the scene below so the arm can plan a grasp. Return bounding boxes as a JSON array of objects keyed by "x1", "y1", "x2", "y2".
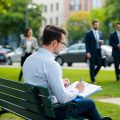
[
  {"x1": 0, "y1": 63, "x2": 115, "y2": 70},
  {"x1": 96, "y1": 98, "x2": 120, "y2": 105},
  {"x1": 62, "y1": 63, "x2": 115, "y2": 70}
]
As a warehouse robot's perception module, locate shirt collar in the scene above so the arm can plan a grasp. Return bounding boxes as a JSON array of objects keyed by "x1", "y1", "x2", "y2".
[
  {"x1": 116, "y1": 30, "x2": 120, "y2": 34},
  {"x1": 92, "y1": 29, "x2": 98, "y2": 33},
  {"x1": 38, "y1": 47, "x2": 55, "y2": 60}
]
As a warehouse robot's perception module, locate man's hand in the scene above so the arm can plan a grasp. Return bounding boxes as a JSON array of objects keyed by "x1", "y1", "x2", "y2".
[
  {"x1": 86, "y1": 53, "x2": 91, "y2": 59},
  {"x1": 21, "y1": 45, "x2": 26, "y2": 48},
  {"x1": 76, "y1": 82, "x2": 85, "y2": 92},
  {"x1": 32, "y1": 45, "x2": 35, "y2": 49},
  {"x1": 63, "y1": 78, "x2": 70, "y2": 87},
  {"x1": 99, "y1": 40, "x2": 104, "y2": 45},
  {"x1": 117, "y1": 44, "x2": 120, "y2": 49}
]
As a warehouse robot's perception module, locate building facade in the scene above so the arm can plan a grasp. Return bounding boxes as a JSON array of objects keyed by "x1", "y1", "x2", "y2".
[
  {"x1": 32, "y1": 0, "x2": 65, "y2": 31},
  {"x1": 32, "y1": 0, "x2": 104, "y2": 31},
  {"x1": 64, "y1": 0, "x2": 104, "y2": 19}
]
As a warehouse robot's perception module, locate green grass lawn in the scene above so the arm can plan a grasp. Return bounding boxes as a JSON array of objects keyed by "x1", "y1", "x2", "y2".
[{"x1": 0, "y1": 67, "x2": 120, "y2": 120}]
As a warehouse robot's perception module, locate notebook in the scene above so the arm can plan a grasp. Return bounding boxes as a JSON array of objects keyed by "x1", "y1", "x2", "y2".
[{"x1": 67, "y1": 81, "x2": 102, "y2": 98}]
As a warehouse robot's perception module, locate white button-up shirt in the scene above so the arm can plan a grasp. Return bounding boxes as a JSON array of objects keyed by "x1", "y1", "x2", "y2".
[
  {"x1": 23, "y1": 48, "x2": 79, "y2": 104},
  {"x1": 116, "y1": 30, "x2": 120, "y2": 43},
  {"x1": 93, "y1": 29, "x2": 99, "y2": 40},
  {"x1": 92, "y1": 29, "x2": 100, "y2": 48}
]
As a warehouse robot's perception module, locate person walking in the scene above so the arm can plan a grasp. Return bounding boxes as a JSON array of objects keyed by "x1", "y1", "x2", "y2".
[
  {"x1": 23, "y1": 25, "x2": 111, "y2": 120},
  {"x1": 18, "y1": 28, "x2": 38, "y2": 81},
  {"x1": 85, "y1": 20, "x2": 104, "y2": 83},
  {"x1": 109, "y1": 22, "x2": 120, "y2": 81}
]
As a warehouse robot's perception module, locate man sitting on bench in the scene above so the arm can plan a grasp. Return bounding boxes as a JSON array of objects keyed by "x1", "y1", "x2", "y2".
[{"x1": 23, "y1": 25, "x2": 111, "y2": 120}]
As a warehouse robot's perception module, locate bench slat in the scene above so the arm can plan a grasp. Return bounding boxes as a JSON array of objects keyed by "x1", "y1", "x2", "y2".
[
  {"x1": 0, "y1": 93, "x2": 38, "y2": 112},
  {"x1": 0, "y1": 85, "x2": 35, "y2": 103},
  {"x1": 0, "y1": 100, "x2": 43, "y2": 120},
  {"x1": 0, "y1": 78, "x2": 32, "y2": 91},
  {"x1": 0, "y1": 78, "x2": 56, "y2": 119},
  {"x1": 0, "y1": 78, "x2": 51, "y2": 96}
]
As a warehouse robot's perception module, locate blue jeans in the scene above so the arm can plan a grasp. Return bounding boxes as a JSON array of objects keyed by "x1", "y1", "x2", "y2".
[{"x1": 55, "y1": 99, "x2": 101, "y2": 120}]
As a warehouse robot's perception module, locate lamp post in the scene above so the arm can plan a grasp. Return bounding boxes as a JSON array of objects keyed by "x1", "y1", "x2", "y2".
[
  {"x1": 25, "y1": 3, "x2": 36, "y2": 29},
  {"x1": 26, "y1": 5, "x2": 29, "y2": 29}
]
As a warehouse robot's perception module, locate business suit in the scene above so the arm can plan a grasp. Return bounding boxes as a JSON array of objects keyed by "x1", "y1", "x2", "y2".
[
  {"x1": 85, "y1": 29, "x2": 104, "y2": 83},
  {"x1": 109, "y1": 31, "x2": 120, "y2": 81}
]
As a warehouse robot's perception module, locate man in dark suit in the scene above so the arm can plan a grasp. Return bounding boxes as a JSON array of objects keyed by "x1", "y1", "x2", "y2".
[
  {"x1": 109, "y1": 22, "x2": 120, "y2": 81},
  {"x1": 85, "y1": 20, "x2": 104, "y2": 83}
]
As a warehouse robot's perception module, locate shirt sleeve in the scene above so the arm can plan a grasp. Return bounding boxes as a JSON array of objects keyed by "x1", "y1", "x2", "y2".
[
  {"x1": 109, "y1": 33, "x2": 118, "y2": 48},
  {"x1": 20, "y1": 38, "x2": 26, "y2": 48},
  {"x1": 46, "y1": 61, "x2": 79, "y2": 103},
  {"x1": 33, "y1": 38, "x2": 38, "y2": 50}
]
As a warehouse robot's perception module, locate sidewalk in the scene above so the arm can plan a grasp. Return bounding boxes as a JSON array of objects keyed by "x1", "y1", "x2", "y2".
[
  {"x1": 63, "y1": 63, "x2": 115, "y2": 70},
  {"x1": 96, "y1": 98, "x2": 120, "y2": 105}
]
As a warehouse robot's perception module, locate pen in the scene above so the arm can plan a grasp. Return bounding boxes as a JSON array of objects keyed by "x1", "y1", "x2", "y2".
[{"x1": 80, "y1": 77, "x2": 83, "y2": 82}]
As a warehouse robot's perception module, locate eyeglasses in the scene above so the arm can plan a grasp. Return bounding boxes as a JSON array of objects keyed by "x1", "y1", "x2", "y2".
[{"x1": 59, "y1": 41, "x2": 67, "y2": 46}]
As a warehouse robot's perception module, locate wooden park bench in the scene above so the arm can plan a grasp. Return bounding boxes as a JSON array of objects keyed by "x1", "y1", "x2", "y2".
[{"x1": 0, "y1": 78, "x2": 85, "y2": 120}]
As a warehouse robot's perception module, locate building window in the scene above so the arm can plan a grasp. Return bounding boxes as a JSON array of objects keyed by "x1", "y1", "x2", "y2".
[
  {"x1": 44, "y1": 5, "x2": 47, "y2": 13},
  {"x1": 51, "y1": 4, "x2": 53, "y2": 12},
  {"x1": 56, "y1": 17, "x2": 59, "y2": 25},
  {"x1": 69, "y1": 0, "x2": 80, "y2": 10},
  {"x1": 75, "y1": 0, "x2": 80, "y2": 10},
  {"x1": 56, "y1": 2, "x2": 59, "y2": 11},
  {"x1": 70, "y1": 0, "x2": 74, "y2": 10},
  {"x1": 50, "y1": 18, "x2": 53, "y2": 24},
  {"x1": 44, "y1": 19, "x2": 47, "y2": 26},
  {"x1": 85, "y1": 0, "x2": 88, "y2": 11}
]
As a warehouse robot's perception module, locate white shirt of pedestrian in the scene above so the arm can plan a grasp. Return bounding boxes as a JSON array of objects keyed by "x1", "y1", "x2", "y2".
[
  {"x1": 95, "y1": 31, "x2": 99, "y2": 40},
  {"x1": 93, "y1": 29, "x2": 100, "y2": 48},
  {"x1": 26, "y1": 40, "x2": 32, "y2": 53},
  {"x1": 116, "y1": 31, "x2": 120, "y2": 43}
]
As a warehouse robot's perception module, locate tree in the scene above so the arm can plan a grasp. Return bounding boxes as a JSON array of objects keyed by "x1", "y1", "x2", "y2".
[
  {"x1": 0, "y1": 0, "x2": 10, "y2": 14},
  {"x1": 66, "y1": 11, "x2": 90, "y2": 43},
  {"x1": 90, "y1": 8, "x2": 107, "y2": 38},
  {"x1": 105, "y1": 0, "x2": 120, "y2": 21},
  {"x1": 104, "y1": 0, "x2": 120, "y2": 38},
  {"x1": 0, "y1": 0, "x2": 44, "y2": 43},
  {"x1": 90, "y1": 8, "x2": 105, "y2": 29}
]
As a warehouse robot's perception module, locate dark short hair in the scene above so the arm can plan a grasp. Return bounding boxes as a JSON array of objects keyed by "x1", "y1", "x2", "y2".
[
  {"x1": 24, "y1": 28, "x2": 32, "y2": 37},
  {"x1": 116, "y1": 21, "x2": 120, "y2": 25},
  {"x1": 42, "y1": 25, "x2": 66, "y2": 45},
  {"x1": 92, "y1": 20, "x2": 99, "y2": 25}
]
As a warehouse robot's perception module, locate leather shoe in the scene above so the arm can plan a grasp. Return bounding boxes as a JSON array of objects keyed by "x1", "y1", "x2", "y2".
[{"x1": 101, "y1": 116, "x2": 112, "y2": 120}]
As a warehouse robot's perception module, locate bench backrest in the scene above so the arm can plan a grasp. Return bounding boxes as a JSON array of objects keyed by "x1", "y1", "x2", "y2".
[{"x1": 0, "y1": 78, "x2": 56, "y2": 120}]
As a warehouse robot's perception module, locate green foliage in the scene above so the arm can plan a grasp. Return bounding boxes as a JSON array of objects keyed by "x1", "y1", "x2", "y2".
[
  {"x1": 0, "y1": 0, "x2": 11, "y2": 14},
  {"x1": 90, "y1": 8, "x2": 105, "y2": 31},
  {"x1": 66, "y1": 11, "x2": 90, "y2": 42},
  {"x1": 104, "y1": 0, "x2": 120, "y2": 38},
  {"x1": 0, "y1": 0, "x2": 44, "y2": 39},
  {"x1": 90, "y1": 8, "x2": 111, "y2": 39},
  {"x1": 90, "y1": 0, "x2": 120, "y2": 39},
  {"x1": 105, "y1": 0, "x2": 120, "y2": 20}
]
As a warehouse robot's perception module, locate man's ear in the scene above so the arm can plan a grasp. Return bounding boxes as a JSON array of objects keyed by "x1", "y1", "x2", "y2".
[{"x1": 52, "y1": 40, "x2": 58, "y2": 47}]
